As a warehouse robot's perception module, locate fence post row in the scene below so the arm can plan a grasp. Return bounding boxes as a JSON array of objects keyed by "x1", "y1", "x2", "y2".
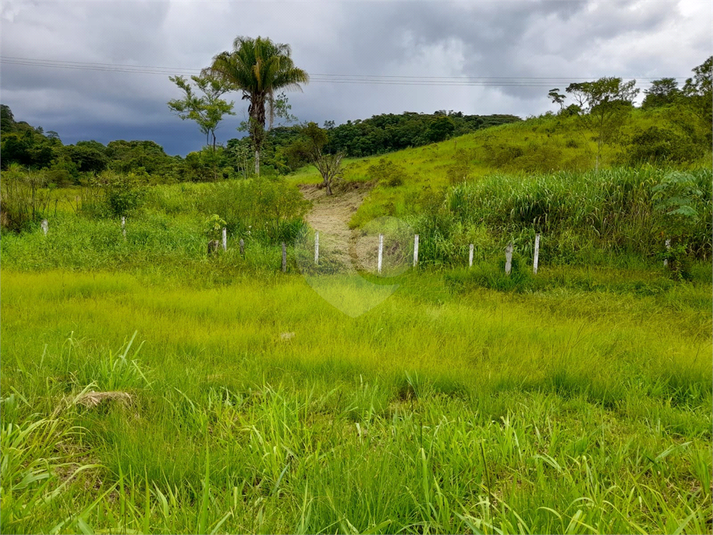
[
  {"x1": 378, "y1": 234, "x2": 384, "y2": 274},
  {"x1": 413, "y1": 234, "x2": 419, "y2": 267},
  {"x1": 505, "y1": 242, "x2": 514, "y2": 275},
  {"x1": 315, "y1": 231, "x2": 319, "y2": 265},
  {"x1": 367, "y1": 234, "x2": 543, "y2": 273}
]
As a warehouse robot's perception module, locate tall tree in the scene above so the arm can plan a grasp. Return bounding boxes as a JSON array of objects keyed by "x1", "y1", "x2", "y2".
[
  {"x1": 203, "y1": 36, "x2": 309, "y2": 176},
  {"x1": 547, "y1": 88, "x2": 566, "y2": 112},
  {"x1": 1, "y1": 104, "x2": 16, "y2": 133},
  {"x1": 566, "y1": 77, "x2": 639, "y2": 172}
]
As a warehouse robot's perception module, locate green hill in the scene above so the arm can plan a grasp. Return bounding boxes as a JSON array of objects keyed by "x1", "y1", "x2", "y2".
[{"x1": 291, "y1": 105, "x2": 711, "y2": 270}]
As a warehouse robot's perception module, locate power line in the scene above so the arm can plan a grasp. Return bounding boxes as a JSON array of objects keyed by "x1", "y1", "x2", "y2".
[{"x1": 0, "y1": 56, "x2": 689, "y2": 87}]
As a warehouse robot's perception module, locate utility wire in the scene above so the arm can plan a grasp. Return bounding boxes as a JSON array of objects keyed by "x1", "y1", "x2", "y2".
[{"x1": 0, "y1": 56, "x2": 688, "y2": 87}]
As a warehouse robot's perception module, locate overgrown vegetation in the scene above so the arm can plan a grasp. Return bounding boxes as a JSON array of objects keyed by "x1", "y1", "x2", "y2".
[
  {"x1": 1, "y1": 270, "x2": 710, "y2": 533},
  {"x1": 408, "y1": 167, "x2": 711, "y2": 269},
  {"x1": 2, "y1": 56, "x2": 712, "y2": 535}
]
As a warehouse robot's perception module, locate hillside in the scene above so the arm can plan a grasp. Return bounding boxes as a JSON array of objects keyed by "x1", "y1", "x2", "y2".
[
  {"x1": 287, "y1": 107, "x2": 711, "y2": 273},
  {"x1": 290, "y1": 107, "x2": 711, "y2": 229}
]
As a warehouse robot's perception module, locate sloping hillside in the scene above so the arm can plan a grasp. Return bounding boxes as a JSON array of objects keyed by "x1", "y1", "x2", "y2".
[{"x1": 291, "y1": 107, "x2": 711, "y2": 231}]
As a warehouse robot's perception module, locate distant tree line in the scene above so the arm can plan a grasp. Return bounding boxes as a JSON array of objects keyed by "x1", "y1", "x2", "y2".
[
  {"x1": 321, "y1": 111, "x2": 522, "y2": 157},
  {"x1": 0, "y1": 103, "x2": 517, "y2": 184},
  {"x1": 2, "y1": 56, "x2": 709, "y2": 184},
  {"x1": 1, "y1": 105, "x2": 180, "y2": 185}
]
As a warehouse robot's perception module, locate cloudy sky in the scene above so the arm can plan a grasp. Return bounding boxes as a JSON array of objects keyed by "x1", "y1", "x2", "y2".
[{"x1": 1, "y1": 0, "x2": 710, "y2": 155}]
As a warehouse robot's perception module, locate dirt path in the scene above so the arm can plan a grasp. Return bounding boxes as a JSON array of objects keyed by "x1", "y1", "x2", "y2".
[{"x1": 299, "y1": 184, "x2": 368, "y2": 270}]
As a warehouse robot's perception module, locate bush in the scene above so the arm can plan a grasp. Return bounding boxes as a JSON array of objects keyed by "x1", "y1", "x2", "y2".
[
  {"x1": 367, "y1": 159, "x2": 410, "y2": 187},
  {"x1": 198, "y1": 177, "x2": 309, "y2": 244},
  {"x1": 626, "y1": 126, "x2": 702, "y2": 165},
  {"x1": 81, "y1": 171, "x2": 146, "y2": 218}
]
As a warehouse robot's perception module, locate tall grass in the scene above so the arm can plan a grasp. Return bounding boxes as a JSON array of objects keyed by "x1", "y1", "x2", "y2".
[
  {"x1": 2, "y1": 269, "x2": 710, "y2": 533},
  {"x1": 1, "y1": 176, "x2": 311, "y2": 276},
  {"x1": 411, "y1": 167, "x2": 712, "y2": 267}
]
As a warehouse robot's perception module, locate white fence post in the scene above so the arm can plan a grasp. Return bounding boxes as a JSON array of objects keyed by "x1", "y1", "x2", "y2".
[
  {"x1": 413, "y1": 234, "x2": 419, "y2": 268},
  {"x1": 505, "y1": 242, "x2": 513, "y2": 275},
  {"x1": 378, "y1": 234, "x2": 384, "y2": 274},
  {"x1": 239, "y1": 239, "x2": 245, "y2": 257},
  {"x1": 121, "y1": 216, "x2": 126, "y2": 239},
  {"x1": 41, "y1": 219, "x2": 48, "y2": 236},
  {"x1": 664, "y1": 238, "x2": 671, "y2": 267},
  {"x1": 533, "y1": 233, "x2": 540, "y2": 274},
  {"x1": 315, "y1": 231, "x2": 319, "y2": 265},
  {"x1": 222, "y1": 227, "x2": 227, "y2": 251},
  {"x1": 469, "y1": 244, "x2": 474, "y2": 268}
]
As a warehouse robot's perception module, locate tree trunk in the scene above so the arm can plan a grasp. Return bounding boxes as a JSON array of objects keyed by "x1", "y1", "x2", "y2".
[
  {"x1": 326, "y1": 178, "x2": 332, "y2": 196},
  {"x1": 249, "y1": 94, "x2": 266, "y2": 177}
]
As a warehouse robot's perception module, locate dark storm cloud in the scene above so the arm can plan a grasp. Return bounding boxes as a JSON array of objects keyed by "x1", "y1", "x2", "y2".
[{"x1": 1, "y1": 0, "x2": 709, "y2": 155}]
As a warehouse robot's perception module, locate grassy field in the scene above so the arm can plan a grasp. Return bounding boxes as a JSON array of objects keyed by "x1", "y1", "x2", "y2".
[
  {"x1": 2, "y1": 108, "x2": 712, "y2": 533},
  {"x1": 2, "y1": 266, "x2": 711, "y2": 534}
]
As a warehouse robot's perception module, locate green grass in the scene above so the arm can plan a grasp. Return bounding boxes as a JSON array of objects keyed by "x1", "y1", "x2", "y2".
[
  {"x1": 334, "y1": 110, "x2": 712, "y2": 231},
  {"x1": 2, "y1": 268, "x2": 711, "y2": 533},
  {"x1": 2, "y1": 108, "x2": 712, "y2": 534}
]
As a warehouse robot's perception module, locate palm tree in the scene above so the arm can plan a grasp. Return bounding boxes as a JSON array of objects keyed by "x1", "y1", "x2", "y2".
[{"x1": 203, "y1": 36, "x2": 309, "y2": 176}]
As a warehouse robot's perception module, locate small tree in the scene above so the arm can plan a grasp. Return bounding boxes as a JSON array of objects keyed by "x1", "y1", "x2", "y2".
[
  {"x1": 682, "y1": 56, "x2": 712, "y2": 144},
  {"x1": 547, "y1": 88, "x2": 566, "y2": 112},
  {"x1": 168, "y1": 74, "x2": 234, "y2": 179},
  {"x1": 566, "y1": 77, "x2": 639, "y2": 171},
  {"x1": 303, "y1": 122, "x2": 343, "y2": 195},
  {"x1": 642, "y1": 78, "x2": 680, "y2": 109},
  {"x1": 652, "y1": 172, "x2": 703, "y2": 278}
]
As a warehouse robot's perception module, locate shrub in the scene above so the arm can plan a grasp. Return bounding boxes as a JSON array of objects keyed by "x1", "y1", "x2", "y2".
[
  {"x1": 367, "y1": 159, "x2": 410, "y2": 187},
  {"x1": 626, "y1": 126, "x2": 702, "y2": 165},
  {"x1": 198, "y1": 177, "x2": 309, "y2": 244},
  {"x1": 81, "y1": 170, "x2": 147, "y2": 218}
]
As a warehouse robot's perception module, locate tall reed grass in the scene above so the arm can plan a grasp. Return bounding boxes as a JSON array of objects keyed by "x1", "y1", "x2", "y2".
[{"x1": 412, "y1": 167, "x2": 712, "y2": 267}]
